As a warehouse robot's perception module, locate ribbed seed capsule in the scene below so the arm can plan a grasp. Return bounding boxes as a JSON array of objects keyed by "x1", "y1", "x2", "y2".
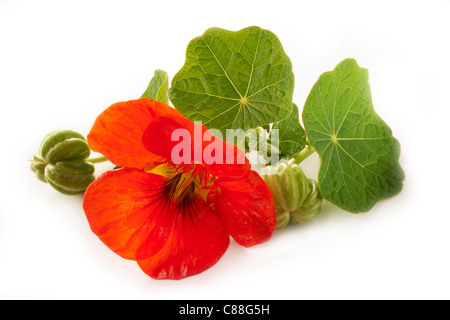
[
  {"x1": 39, "y1": 130, "x2": 91, "y2": 163},
  {"x1": 261, "y1": 159, "x2": 322, "y2": 229},
  {"x1": 30, "y1": 130, "x2": 95, "y2": 195},
  {"x1": 290, "y1": 179, "x2": 322, "y2": 224},
  {"x1": 30, "y1": 154, "x2": 47, "y2": 183},
  {"x1": 45, "y1": 160, "x2": 95, "y2": 195}
]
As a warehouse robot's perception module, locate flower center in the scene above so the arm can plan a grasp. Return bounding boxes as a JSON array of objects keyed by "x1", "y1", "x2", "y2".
[
  {"x1": 165, "y1": 171, "x2": 197, "y2": 201},
  {"x1": 163, "y1": 172, "x2": 198, "y2": 219},
  {"x1": 148, "y1": 164, "x2": 214, "y2": 219}
]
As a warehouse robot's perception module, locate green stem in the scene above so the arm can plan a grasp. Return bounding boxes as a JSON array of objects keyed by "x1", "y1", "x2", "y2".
[
  {"x1": 88, "y1": 155, "x2": 109, "y2": 164},
  {"x1": 292, "y1": 145, "x2": 316, "y2": 164}
]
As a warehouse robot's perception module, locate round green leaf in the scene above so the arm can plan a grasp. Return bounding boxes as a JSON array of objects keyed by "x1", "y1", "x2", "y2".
[
  {"x1": 302, "y1": 59, "x2": 404, "y2": 213},
  {"x1": 169, "y1": 26, "x2": 294, "y2": 134}
]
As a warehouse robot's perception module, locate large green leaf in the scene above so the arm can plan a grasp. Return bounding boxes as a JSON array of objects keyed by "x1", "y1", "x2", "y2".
[
  {"x1": 302, "y1": 59, "x2": 404, "y2": 213},
  {"x1": 169, "y1": 26, "x2": 294, "y2": 135},
  {"x1": 141, "y1": 69, "x2": 169, "y2": 104},
  {"x1": 268, "y1": 103, "x2": 306, "y2": 160}
]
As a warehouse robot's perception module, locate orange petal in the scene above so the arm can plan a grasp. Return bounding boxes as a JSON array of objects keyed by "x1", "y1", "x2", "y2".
[
  {"x1": 142, "y1": 114, "x2": 251, "y2": 178},
  {"x1": 137, "y1": 200, "x2": 230, "y2": 280},
  {"x1": 83, "y1": 167, "x2": 181, "y2": 261},
  {"x1": 87, "y1": 98, "x2": 182, "y2": 169},
  {"x1": 213, "y1": 171, "x2": 276, "y2": 247}
]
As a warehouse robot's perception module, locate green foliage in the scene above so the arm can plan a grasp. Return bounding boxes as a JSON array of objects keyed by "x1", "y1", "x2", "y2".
[
  {"x1": 169, "y1": 26, "x2": 295, "y2": 135},
  {"x1": 166, "y1": 27, "x2": 404, "y2": 215},
  {"x1": 268, "y1": 103, "x2": 306, "y2": 160},
  {"x1": 141, "y1": 69, "x2": 170, "y2": 104},
  {"x1": 302, "y1": 59, "x2": 404, "y2": 212}
]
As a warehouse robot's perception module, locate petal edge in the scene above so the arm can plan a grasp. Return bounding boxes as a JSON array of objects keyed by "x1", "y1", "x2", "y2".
[{"x1": 214, "y1": 171, "x2": 276, "y2": 247}]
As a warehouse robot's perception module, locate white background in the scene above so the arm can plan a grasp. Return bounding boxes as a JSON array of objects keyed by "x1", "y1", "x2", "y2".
[{"x1": 1, "y1": 0, "x2": 449, "y2": 300}]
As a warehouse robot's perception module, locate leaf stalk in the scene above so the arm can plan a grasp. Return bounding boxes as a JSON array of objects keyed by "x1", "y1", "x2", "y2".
[
  {"x1": 87, "y1": 155, "x2": 109, "y2": 164},
  {"x1": 292, "y1": 145, "x2": 316, "y2": 164}
]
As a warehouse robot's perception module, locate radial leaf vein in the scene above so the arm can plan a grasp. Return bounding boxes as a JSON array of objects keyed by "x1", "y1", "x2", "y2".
[
  {"x1": 335, "y1": 83, "x2": 368, "y2": 136},
  {"x1": 202, "y1": 36, "x2": 243, "y2": 99},
  {"x1": 244, "y1": 30, "x2": 262, "y2": 98}
]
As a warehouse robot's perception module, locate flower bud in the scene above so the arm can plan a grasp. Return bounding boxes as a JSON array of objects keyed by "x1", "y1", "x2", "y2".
[
  {"x1": 30, "y1": 130, "x2": 95, "y2": 195},
  {"x1": 261, "y1": 159, "x2": 322, "y2": 229}
]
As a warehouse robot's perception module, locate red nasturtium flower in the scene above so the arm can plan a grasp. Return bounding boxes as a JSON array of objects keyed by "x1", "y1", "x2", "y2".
[{"x1": 83, "y1": 98, "x2": 276, "y2": 280}]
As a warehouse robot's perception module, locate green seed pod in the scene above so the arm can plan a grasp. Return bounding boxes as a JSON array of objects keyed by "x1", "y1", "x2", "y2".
[
  {"x1": 290, "y1": 179, "x2": 322, "y2": 224},
  {"x1": 39, "y1": 130, "x2": 91, "y2": 163},
  {"x1": 261, "y1": 159, "x2": 322, "y2": 229},
  {"x1": 30, "y1": 130, "x2": 95, "y2": 195},
  {"x1": 30, "y1": 154, "x2": 47, "y2": 183},
  {"x1": 262, "y1": 159, "x2": 310, "y2": 213},
  {"x1": 274, "y1": 210, "x2": 291, "y2": 229},
  {"x1": 45, "y1": 160, "x2": 95, "y2": 195}
]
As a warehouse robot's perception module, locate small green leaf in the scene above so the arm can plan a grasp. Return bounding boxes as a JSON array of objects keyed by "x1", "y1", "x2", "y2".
[
  {"x1": 141, "y1": 69, "x2": 169, "y2": 104},
  {"x1": 268, "y1": 103, "x2": 306, "y2": 160},
  {"x1": 169, "y1": 26, "x2": 294, "y2": 135},
  {"x1": 302, "y1": 58, "x2": 404, "y2": 213}
]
